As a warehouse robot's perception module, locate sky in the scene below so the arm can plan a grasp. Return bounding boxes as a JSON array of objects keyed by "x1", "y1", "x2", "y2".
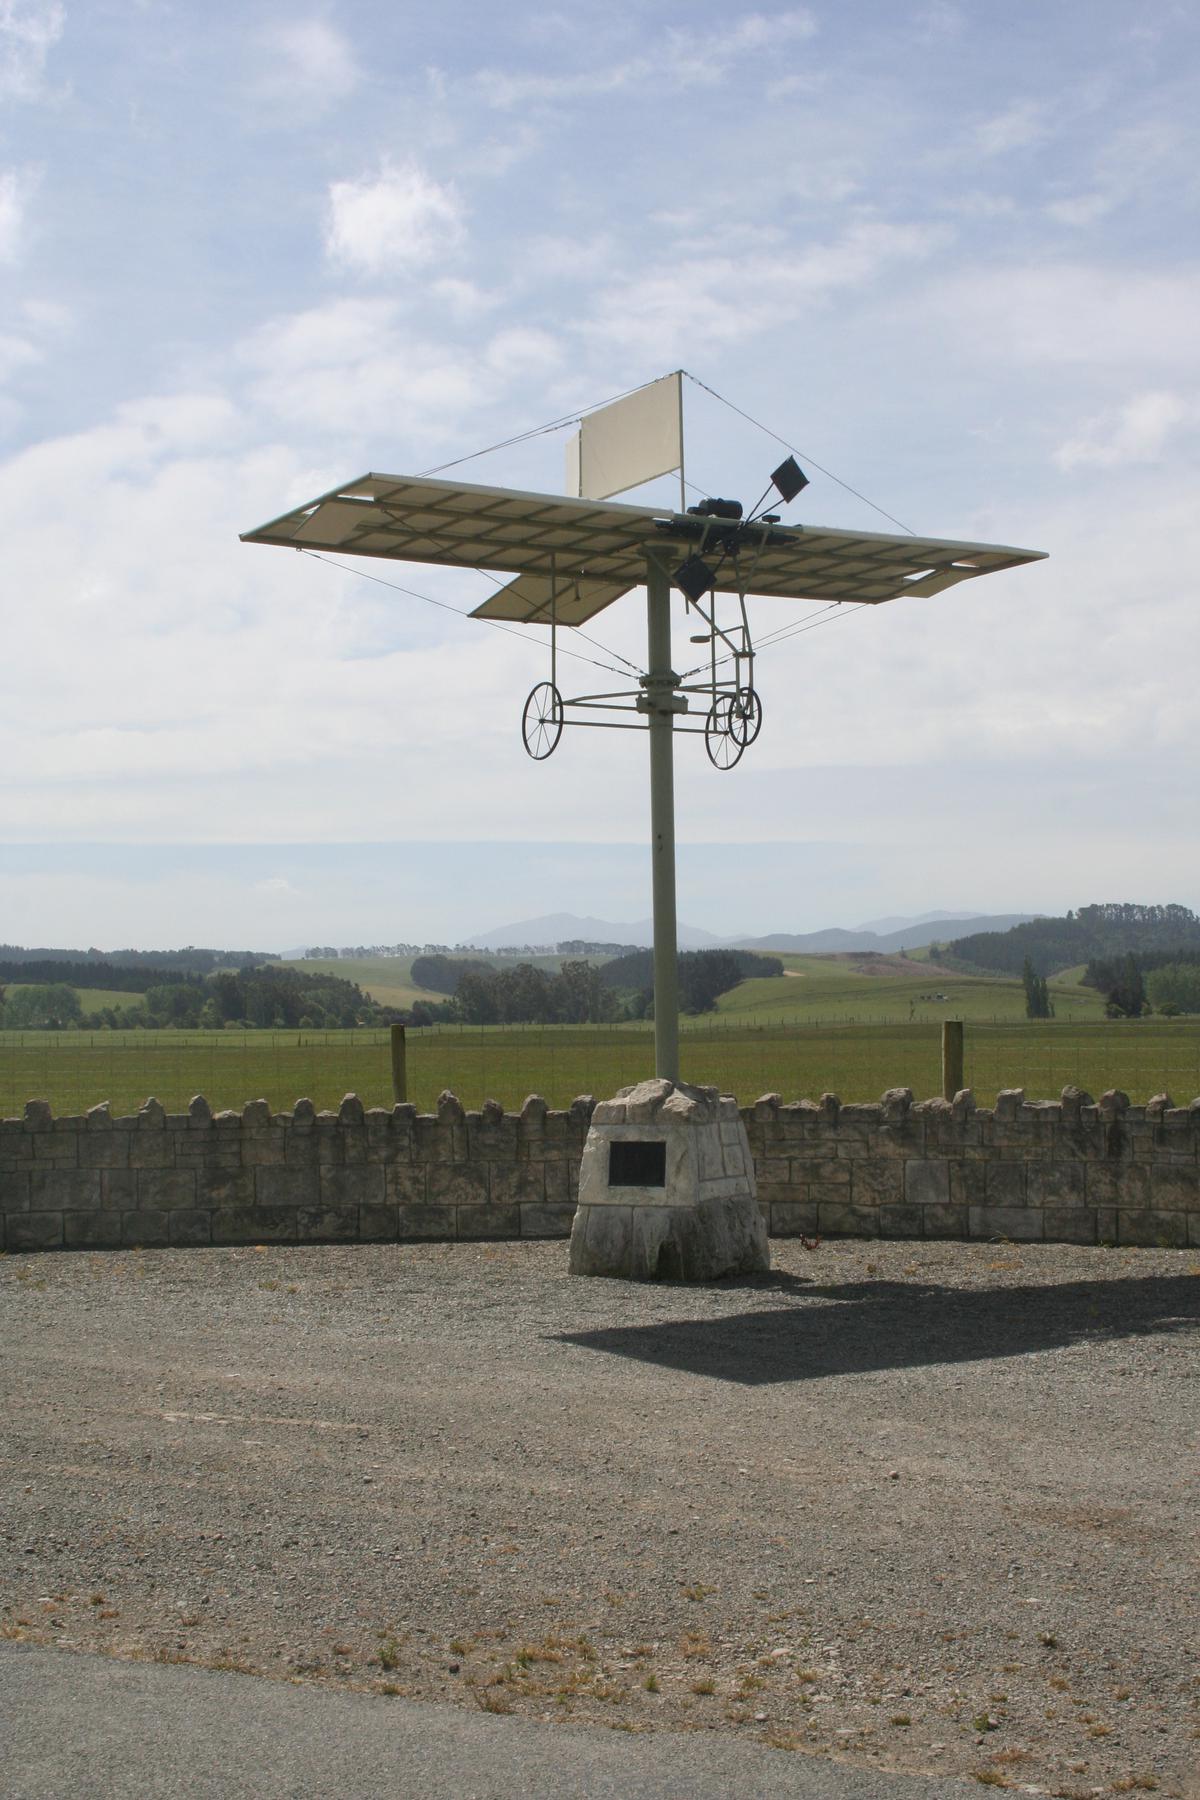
[{"x1": 1, "y1": 0, "x2": 1197, "y2": 950}]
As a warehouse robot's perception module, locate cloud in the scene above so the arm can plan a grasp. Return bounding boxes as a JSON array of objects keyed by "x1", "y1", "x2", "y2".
[
  {"x1": 923, "y1": 263, "x2": 1200, "y2": 375},
  {"x1": 0, "y1": 165, "x2": 34, "y2": 262},
  {"x1": 581, "y1": 219, "x2": 945, "y2": 361},
  {"x1": 474, "y1": 10, "x2": 817, "y2": 108},
  {"x1": 1054, "y1": 389, "x2": 1194, "y2": 469},
  {"x1": 0, "y1": 0, "x2": 63, "y2": 100},
  {"x1": 249, "y1": 18, "x2": 359, "y2": 111},
  {"x1": 975, "y1": 100, "x2": 1050, "y2": 156},
  {"x1": 324, "y1": 162, "x2": 465, "y2": 277}
]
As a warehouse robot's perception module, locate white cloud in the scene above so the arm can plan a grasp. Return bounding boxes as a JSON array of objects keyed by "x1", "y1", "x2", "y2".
[
  {"x1": 924, "y1": 263, "x2": 1200, "y2": 374},
  {"x1": 0, "y1": 165, "x2": 33, "y2": 261},
  {"x1": 0, "y1": 328, "x2": 39, "y2": 380},
  {"x1": 1045, "y1": 192, "x2": 1116, "y2": 227},
  {"x1": 975, "y1": 100, "x2": 1050, "y2": 156},
  {"x1": 324, "y1": 162, "x2": 465, "y2": 277},
  {"x1": 1054, "y1": 389, "x2": 1194, "y2": 469},
  {"x1": 581, "y1": 219, "x2": 945, "y2": 361},
  {"x1": 249, "y1": 18, "x2": 359, "y2": 111},
  {"x1": 0, "y1": 0, "x2": 63, "y2": 100},
  {"x1": 475, "y1": 10, "x2": 817, "y2": 107}
]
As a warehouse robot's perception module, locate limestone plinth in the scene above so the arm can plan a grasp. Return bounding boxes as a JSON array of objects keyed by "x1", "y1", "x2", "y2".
[{"x1": 568, "y1": 1077, "x2": 770, "y2": 1281}]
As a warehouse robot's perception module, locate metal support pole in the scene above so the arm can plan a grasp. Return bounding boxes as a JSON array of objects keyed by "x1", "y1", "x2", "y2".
[
  {"x1": 390, "y1": 1022, "x2": 407, "y2": 1104},
  {"x1": 942, "y1": 1019, "x2": 963, "y2": 1101},
  {"x1": 645, "y1": 558, "x2": 680, "y2": 1083}
]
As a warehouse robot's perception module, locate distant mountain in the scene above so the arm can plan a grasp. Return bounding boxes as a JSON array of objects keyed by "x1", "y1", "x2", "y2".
[
  {"x1": 728, "y1": 913, "x2": 1037, "y2": 955},
  {"x1": 852, "y1": 910, "x2": 991, "y2": 934},
  {"x1": 465, "y1": 913, "x2": 722, "y2": 952}
]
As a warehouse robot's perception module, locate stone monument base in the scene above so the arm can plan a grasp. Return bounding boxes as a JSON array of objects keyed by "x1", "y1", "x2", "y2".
[{"x1": 568, "y1": 1077, "x2": 770, "y2": 1281}]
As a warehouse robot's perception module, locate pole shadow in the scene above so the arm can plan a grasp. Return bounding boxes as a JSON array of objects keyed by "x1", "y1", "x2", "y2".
[{"x1": 548, "y1": 1274, "x2": 1200, "y2": 1386}]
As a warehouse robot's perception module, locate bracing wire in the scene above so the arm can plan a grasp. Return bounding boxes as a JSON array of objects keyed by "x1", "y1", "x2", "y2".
[
  {"x1": 417, "y1": 375, "x2": 669, "y2": 479},
  {"x1": 681, "y1": 371, "x2": 917, "y2": 536},
  {"x1": 466, "y1": 564, "x2": 641, "y2": 675},
  {"x1": 299, "y1": 551, "x2": 638, "y2": 682}
]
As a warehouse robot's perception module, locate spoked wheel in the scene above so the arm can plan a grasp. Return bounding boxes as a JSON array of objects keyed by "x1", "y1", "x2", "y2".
[
  {"x1": 704, "y1": 696, "x2": 745, "y2": 770},
  {"x1": 521, "y1": 681, "x2": 564, "y2": 760},
  {"x1": 728, "y1": 685, "x2": 762, "y2": 747}
]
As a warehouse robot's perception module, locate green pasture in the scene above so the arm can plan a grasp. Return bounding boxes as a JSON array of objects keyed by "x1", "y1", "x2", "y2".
[
  {"x1": 281, "y1": 951, "x2": 584, "y2": 1008},
  {"x1": 4, "y1": 986, "x2": 144, "y2": 1014},
  {"x1": 3, "y1": 1017, "x2": 1197, "y2": 1120},
  {"x1": 717, "y1": 955, "x2": 1107, "y2": 1024},
  {"x1": 279, "y1": 956, "x2": 446, "y2": 1008}
]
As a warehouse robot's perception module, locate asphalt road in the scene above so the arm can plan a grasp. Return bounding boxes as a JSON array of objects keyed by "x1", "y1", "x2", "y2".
[{"x1": 2, "y1": 1642, "x2": 987, "y2": 1800}]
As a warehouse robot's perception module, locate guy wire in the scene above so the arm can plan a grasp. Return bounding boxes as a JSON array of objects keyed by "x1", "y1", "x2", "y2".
[
  {"x1": 682, "y1": 371, "x2": 916, "y2": 536},
  {"x1": 300, "y1": 551, "x2": 638, "y2": 682}
]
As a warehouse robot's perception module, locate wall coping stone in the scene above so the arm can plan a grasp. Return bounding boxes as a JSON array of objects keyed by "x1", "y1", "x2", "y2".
[{"x1": 6, "y1": 1087, "x2": 1199, "y2": 1255}]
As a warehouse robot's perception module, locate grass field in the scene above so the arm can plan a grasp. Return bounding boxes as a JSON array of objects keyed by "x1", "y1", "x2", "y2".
[
  {"x1": 4, "y1": 986, "x2": 144, "y2": 1014},
  {"x1": 280, "y1": 952, "x2": 581, "y2": 1009},
  {"x1": 2, "y1": 1016, "x2": 1198, "y2": 1118},
  {"x1": 716, "y1": 953, "x2": 1104, "y2": 1025}
]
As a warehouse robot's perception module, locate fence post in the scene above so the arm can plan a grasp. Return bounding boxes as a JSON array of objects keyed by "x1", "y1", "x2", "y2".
[
  {"x1": 390, "y1": 1023, "x2": 407, "y2": 1105},
  {"x1": 942, "y1": 1019, "x2": 964, "y2": 1101}
]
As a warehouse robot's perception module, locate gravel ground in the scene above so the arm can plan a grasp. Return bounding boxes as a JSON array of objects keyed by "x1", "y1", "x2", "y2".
[{"x1": 2, "y1": 1238, "x2": 1198, "y2": 1798}]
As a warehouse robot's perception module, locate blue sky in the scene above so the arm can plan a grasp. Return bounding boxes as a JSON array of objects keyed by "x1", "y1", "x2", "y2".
[{"x1": 1, "y1": 0, "x2": 1197, "y2": 948}]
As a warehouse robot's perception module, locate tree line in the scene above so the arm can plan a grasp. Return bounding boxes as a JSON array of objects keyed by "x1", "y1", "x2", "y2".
[
  {"x1": 941, "y1": 903, "x2": 1200, "y2": 983},
  {"x1": 0, "y1": 965, "x2": 395, "y2": 1032},
  {"x1": 406, "y1": 948, "x2": 784, "y2": 1026}
]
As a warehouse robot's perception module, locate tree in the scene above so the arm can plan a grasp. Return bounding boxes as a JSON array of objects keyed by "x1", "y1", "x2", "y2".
[
  {"x1": 4, "y1": 983, "x2": 84, "y2": 1029},
  {"x1": 1022, "y1": 956, "x2": 1053, "y2": 1019},
  {"x1": 1106, "y1": 953, "x2": 1146, "y2": 1019},
  {"x1": 1146, "y1": 963, "x2": 1200, "y2": 1014}
]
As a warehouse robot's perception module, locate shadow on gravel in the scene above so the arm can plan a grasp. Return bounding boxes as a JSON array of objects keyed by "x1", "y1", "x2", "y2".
[{"x1": 551, "y1": 1275, "x2": 1200, "y2": 1385}]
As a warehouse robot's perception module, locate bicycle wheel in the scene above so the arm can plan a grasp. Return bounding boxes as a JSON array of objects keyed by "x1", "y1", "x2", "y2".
[
  {"x1": 521, "y1": 682, "x2": 564, "y2": 760},
  {"x1": 704, "y1": 696, "x2": 744, "y2": 770}
]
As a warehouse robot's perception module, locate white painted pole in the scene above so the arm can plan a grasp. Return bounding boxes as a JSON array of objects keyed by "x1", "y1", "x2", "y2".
[{"x1": 644, "y1": 557, "x2": 680, "y2": 1083}]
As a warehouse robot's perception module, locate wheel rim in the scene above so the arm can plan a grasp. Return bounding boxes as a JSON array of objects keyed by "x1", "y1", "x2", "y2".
[
  {"x1": 705, "y1": 697, "x2": 744, "y2": 770},
  {"x1": 728, "y1": 686, "x2": 762, "y2": 747},
  {"x1": 521, "y1": 682, "x2": 564, "y2": 760}
]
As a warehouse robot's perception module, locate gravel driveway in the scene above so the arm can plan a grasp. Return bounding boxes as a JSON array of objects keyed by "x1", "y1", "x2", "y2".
[{"x1": 2, "y1": 1239, "x2": 1198, "y2": 1797}]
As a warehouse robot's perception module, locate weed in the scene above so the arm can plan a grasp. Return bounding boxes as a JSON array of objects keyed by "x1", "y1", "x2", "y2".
[
  {"x1": 890, "y1": 1714, "x2": 911, "y2": 1727},
  {"x1": 643, "y1": 1673, "x2": 659, "y2": 1693},
  {"x1": 691, "y1": 1678, "x2": 716, "y2": 1695},
  {"x1": 971, "y1": 1773, "x2": 1007, "y2": 1789},
  {"x1": 378, "y1": 1638, "x2": 400, "y2": 1671},
  {"x1": 448, "y1": 1638, "x2": 470, "y2": 1655},
  {"x1": 89, "y1": 1594, "x2": 105, "y2": 1607},
  {"x1": 472, "y1": 1688, "x2": 512, "y2": 1715},
  {"x1": 682, "y1": 1583, "x2": 716, "y2": 1602},
  {"x1": 379, "y1": 1683, "x2": 401, "y2": 1696},
  {"x1": 1087, "y1": 1723, "x2": 1111, "y2": 1738}
]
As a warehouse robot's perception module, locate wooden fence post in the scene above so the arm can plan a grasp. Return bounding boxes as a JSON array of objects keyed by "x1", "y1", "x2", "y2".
[
  {"x1": 942, "y1": 1019, "x2": 964, "y2": 1101},
  {"x1": 390, "y1": 1023, "x2": 407, "y2": 1105}
]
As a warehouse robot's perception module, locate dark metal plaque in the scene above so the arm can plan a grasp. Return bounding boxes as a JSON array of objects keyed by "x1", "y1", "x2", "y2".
[{"x1": 609, "y1": 1139, "x2": 666, "y2": 1188}]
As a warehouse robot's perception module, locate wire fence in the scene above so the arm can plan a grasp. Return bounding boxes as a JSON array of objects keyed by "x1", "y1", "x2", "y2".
[{"x1": 2, "y1": 1019, "x2": 1199, "y2": 1119}]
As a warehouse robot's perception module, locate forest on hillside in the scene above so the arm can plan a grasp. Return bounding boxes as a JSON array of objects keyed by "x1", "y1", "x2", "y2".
[{"x1": 942, "y1": 904, "x2": 1200, "y2": 977}]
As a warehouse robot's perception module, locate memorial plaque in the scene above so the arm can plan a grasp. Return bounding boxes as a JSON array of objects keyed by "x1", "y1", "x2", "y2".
[{"x1": 609, "y1": 1140, "x2": 667, "y2": 1188}]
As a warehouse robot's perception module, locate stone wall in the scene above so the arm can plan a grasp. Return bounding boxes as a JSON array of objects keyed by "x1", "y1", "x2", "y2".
[{"x1": 2, "y1": 1085, "x2": 1198, "y2": 1253}]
